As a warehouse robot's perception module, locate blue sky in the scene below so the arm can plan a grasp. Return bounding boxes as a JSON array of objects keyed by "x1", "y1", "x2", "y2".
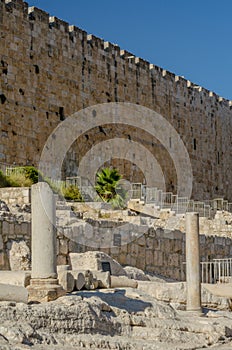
[{"x1": 28, "y1": 0, "x2": 232, "y2": 100}]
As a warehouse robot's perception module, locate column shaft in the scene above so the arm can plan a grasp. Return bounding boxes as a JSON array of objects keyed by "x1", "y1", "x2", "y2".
[
  {"x1": 185, "y1": 212, "x2": 202, "y2": 312},
  {"x1": 31, "y1": 182, "x2": 57, "y2": 279}
]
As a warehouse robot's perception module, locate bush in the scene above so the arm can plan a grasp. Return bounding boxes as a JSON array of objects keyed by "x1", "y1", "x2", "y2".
[
  {"x1": 61, "y1": 184, "x2": 83, "y2": 201},
  {"x1": 0, "y1": 170, "x2": 9, "y2": 187},
  {"x1": 6, "y1": 172, "x2": 33, "y2": 187},
  {"x1": 22, "y1": 166, "x2": 39, "y2": 184},
  {"x1": 0, "y1": 166, "x2": 38, "y2": 188}
]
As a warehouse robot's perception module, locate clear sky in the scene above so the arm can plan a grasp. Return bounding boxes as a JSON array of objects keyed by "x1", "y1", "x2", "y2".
[{"x1": 28, "y1": 0, "x2": 232, "y2": 100}]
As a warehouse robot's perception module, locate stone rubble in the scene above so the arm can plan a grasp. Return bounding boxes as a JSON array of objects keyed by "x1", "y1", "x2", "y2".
[{"x1": 0, "y1": 289, "x2": 232, "y2": 349}]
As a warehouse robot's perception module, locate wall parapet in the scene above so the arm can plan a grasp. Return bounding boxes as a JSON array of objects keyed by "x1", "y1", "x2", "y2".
[{"x1": 2, "y1": 0, "x2": 231, "y2": 105}]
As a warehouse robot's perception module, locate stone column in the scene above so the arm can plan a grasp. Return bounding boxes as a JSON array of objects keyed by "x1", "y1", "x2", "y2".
[
  {"x1": 27, "y1": 182, "x2": 64, "y2": 302},
  {"x1": 185, "y1": 212, "x2": 202, "y2": 314}
]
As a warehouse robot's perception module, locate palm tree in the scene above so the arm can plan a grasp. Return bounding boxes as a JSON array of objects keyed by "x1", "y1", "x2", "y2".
[{"x1": 95, "y1": 167, "x2": 126, "y2": 208}]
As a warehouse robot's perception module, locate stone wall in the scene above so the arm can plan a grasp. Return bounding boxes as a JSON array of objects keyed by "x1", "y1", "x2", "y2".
[
  {"x1": 0, "y1": 219, "x2": 31, "y2": 270},
  {"x1": 0, "y1": 0, "x2": 232, "y2": 200},
  {"x1": 0, "y1": 187, "x2": 30, "y2": 205},
  {"x1": 57, "y1": 225, "x2": 232, "y2": 281},
  {"x1": 0, "y1": 215, "x2": 231, "y2": 280}
]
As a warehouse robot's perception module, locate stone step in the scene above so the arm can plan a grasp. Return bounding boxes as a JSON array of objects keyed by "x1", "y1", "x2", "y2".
[{"x1": 56, "y1": 205, "x2": 72, "y2": 210}]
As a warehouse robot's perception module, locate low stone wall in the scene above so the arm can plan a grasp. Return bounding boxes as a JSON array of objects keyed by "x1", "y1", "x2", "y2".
[
  {"x1": 1, "y1": 216, "x2": 232, "y2": 281},
  {"x1": 57, "y1": 223, "x2": 232, "y2": 281},
  {"x1": 0, "y1": 219, "x2": 31, "y2": 270},
  {"x1": 0, "y1": 188, "x2": 31, "y2": 206}
]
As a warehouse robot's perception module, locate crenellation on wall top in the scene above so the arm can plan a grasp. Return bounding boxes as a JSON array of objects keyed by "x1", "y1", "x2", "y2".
[
  {"x1": 104, "y1": 42, "x2": 120, "y2": 56},
  {"x1": 4, "y1": 0, "x2": 28, "y2": 14},
  {"x1": 49, "y1": 16, "x2": 70, "y2": 33},
  {"x1": 5, "y1": 0, "x2": 24, "y2": 5},
  {"x1": 28, "y1": 6, "x2": 49, "y2": 23},
  {"x1": 135, "y1": 57, "x2": 150, "y2": 71},
  {"x1": 2, "y1": 0, "x2": 231, "y2": 106},
  {"x1": 69, "y1": 25, "x2": 87, "y2": 41},
  {"x1": 87, "y1": 34, "x2": 105, "y2": 51},
  {"x1": 120, "y1": 50, "x2": 134, "y2": 59}
]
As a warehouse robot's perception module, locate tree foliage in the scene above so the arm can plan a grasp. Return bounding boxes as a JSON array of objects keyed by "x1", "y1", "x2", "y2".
[{"x1": 95, "y1": 167, "x2": 126, "y2": 209}]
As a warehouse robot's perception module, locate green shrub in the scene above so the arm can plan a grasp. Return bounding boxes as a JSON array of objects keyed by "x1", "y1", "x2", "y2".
[
  {"x1": 95, "y1": 167, "x2": 126, "y2": 209},
  {"x1": 22, "y1": 166, "x2": 39, "y2": 184},
  {"x1": 0, "y1": 170, "x2": 9, "y2": 187},
  {"x1": 0, "y1": 166, "x2": 38, "y2": 188},
  {"x1": 6, "y1": 172, "x2": 33, "y2": 187},
  {"x1": 61, "y1": 184, "x2": 83, "y2": 201}
]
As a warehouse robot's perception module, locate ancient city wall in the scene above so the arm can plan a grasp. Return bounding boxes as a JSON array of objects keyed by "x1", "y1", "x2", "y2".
[{"x1": 0, "y1": 0, "x2": 232, "y2": 200}]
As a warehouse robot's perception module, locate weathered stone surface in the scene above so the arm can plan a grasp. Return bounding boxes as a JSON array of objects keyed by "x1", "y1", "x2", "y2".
[
  {"x1": 7, "y1": 240, "x2": 30, "y2": 271},
  {"x1": 93, "y1": 271, "x2": 111, "y2": 288},
  {"x1": 185, "y1": 212, "x2": 202, "y2": 313},
  {"x1": 27, "y1": 278, "x2": 65, "y2": 303},
  {"x1": 110, "y1": 276, "x2": 138, "y2": 288},
  {"x1": 58, "y1": 271, "x2": 75, "y2": 293},
  {"x1": 0, "y1": 283, "x2": 28, "y2": 303},
  {"x1": 75, "y1": 272, "x2": 85, "y2": 291},
  {"x1": 137, "y1": 281, "x2": 232, "y2": 310},
  {"x1": 0, "y1": 271, "x2": 31, "y2": 287},
  {"x1": 57, "y1": 265, "x2": 71, "y2": 273},
  {"x1": 0, "y1": 289, "x2": 232, "y2": 349},
  {"x1": 124, "y1": 266, "x2": 150, "y2": 281},
  {"x1": 69, "y1": 251, "x2": 126, "y2": 276}
]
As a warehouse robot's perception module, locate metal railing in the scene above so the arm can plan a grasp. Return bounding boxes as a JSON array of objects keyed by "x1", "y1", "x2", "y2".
[
  {"x1": 1, "y1": 164, "x2": 232, "y2": 212},
  {"x1": 129, "y1": 183, "x2": 232, "y2": 218},
  {"x1": 201, "y1": 258, "x2": 232, "y2": 284}
]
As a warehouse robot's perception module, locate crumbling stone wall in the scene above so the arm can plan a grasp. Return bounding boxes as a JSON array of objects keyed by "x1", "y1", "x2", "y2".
[
  {"x1": 0, "y1": 216, "x2": 231, "y2": 280},
  {"x1": 57, "y1": 226, "x2": 232, "y2": 281},
  {"x1": 0, "y1": 219, "x2": 31, "y2": 270},
  {"x1": 0, "y1": 0, "x2": 232, "y2": 200}
]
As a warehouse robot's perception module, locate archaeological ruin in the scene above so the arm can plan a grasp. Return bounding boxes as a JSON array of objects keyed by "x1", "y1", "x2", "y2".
[{"x1": 1, "y1": 1, "x2": 232, "y2": 348}]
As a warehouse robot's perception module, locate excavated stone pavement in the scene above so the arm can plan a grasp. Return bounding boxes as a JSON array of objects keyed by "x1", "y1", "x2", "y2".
[{"x1": 0, "y1": 288, "x2": 232, "y2": 350}]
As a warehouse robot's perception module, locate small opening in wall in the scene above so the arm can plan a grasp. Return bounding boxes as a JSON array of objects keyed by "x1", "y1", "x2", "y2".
[
  {"x1": 19, "y1": 88, "x2": 24, "y2": 95},
  {"x1": 34, "y1": 65, "x2": 40, "y2": 74},
  {"x1": 193, "y1": 138, "x2": 197, "y2": 150},
  {"x1": 1, "y1": 60, "x2": 8, "y2": 75},
  {"x1": 217, "y1": 152, "x2": 220, "y2": 164},
  {"x1": 59, "y1": 107, "x2": 65, "y2": 121},
  {"x1": 0, "y1": 94, "x2": 7, "y2": 104}
]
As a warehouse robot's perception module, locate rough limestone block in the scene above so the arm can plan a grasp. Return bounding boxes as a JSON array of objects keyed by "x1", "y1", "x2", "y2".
[
  {"x1": 76, "y1": 272, "x2": 85, "y2": 291},
  {"x1": 58, "y1": 270, "x2": 74, "y2": 293},
  {"x1": 123, "y1": 266, "x2": 150, "y2": 281},
  {"x1": 110, "y1": 276, "x2": 138, "y2": 288},
  {"x1": 0, "y1": 235, "x2": 3, "y2": 250},
  {"x1": 57, "y1": 265, "x2": 70, "y2": 273},
  {"x1": 69, "y1": 251, "x2": 126, "y2": 276},
  {"x1": 0, "y1": 270, "x2": 31, "y2": 287},
  {"x1": 93, "y1": 271, "x2": 110, "y2": 288},
  {"x1": 0, "y1": 283, "x2": 28, "y2": 303},
  {"x1": 8, "y1": 240, "x2": 31, "y2": 271}
]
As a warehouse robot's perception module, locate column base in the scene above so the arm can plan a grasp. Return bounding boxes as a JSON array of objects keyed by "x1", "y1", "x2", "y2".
[
  {"x1": 27, "y1": 278, "x2": 66, "y2": 303},
  {"x1": 186, "y1": 308, "x2": 204, "y2": 316}
]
